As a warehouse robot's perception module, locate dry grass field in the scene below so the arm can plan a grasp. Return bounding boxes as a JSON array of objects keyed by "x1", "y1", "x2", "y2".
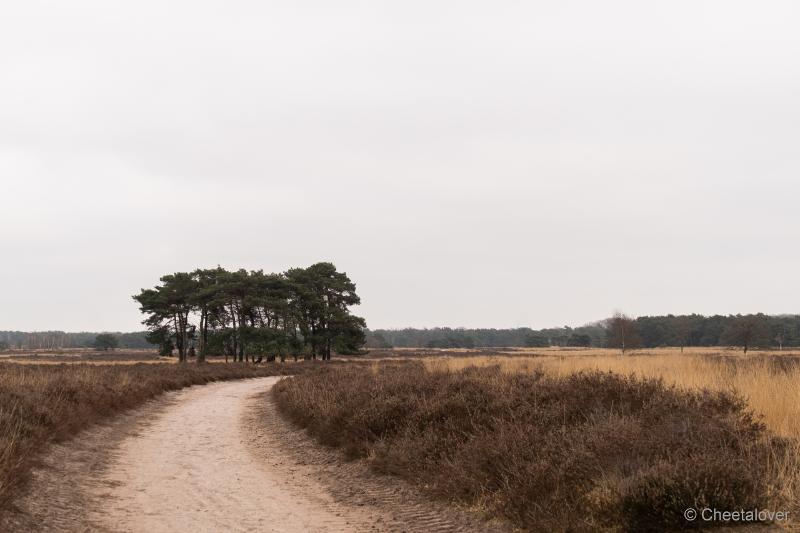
[
  {"x1": 370, "y1": 346, "x2": 800, "y2": 441},
  {"x1": 274, "y1": 359, "x2": 792, "y2": 531},
  {"x1": 272, "y1": 347, "x2": 800, "y2": 531},
  {"x1": 419, "y1": 348, "x2": 800, "y2": 523},
  {"x1": 420, "y1": 347, "x2": 800, "y2": 440},
  {"x1": 3, "y1": 347, "x2": 798, "y2": 530},
  {"x1": 0, "y1": 348, "x2": 165, "y2": 364}
]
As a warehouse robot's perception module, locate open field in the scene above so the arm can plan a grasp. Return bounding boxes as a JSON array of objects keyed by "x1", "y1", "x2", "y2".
[
  {"x1": 0, "y1": 348, "x2": 164, "y2": 363},
  {"x1": 0, "y1": 349, "x2": 263, "y2": 365},
  {"x1": 409, "y1": 347, "x2": 800, "y2": 511},
  {"x1": 365, "y1": 347, "x2": 800, "y2": 441},
  {"x1": 3, "y1": 348, "x2": 799, "y2": 531},
  {"x1": 417, "y1": 348, "x2": 800, "y2": 527},
  {"x1": 410, "y1": 349, "x2": 800, "y2": 436}
]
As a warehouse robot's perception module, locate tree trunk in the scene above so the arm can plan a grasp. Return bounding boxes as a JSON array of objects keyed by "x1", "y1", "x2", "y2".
[
  {"x1": 197, "y1": 310, "x2": 207, "y2": 364},
  {"x1": 173, "y1": 316, "x2": 185, "y2": 363},
  {"x1": 230, "y1": 309, "x2": 239, "y2": 361},
  {"x1": 182, "y1": 312, "x2": 189, "y2": 363}
]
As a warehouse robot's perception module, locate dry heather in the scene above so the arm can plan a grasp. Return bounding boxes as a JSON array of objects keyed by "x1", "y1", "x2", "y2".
[
  {"x1": 0, "y1": 361, "x2": 305, "y2": 517},
  {"x1": 424, "y1": 351, "x2": 800, "y2": 519},
  {"x1": 273, "y1": 362, "x2": 790, "y2": 532},
  {"x1": 423, "y1": 351, "x2": 800, "y2": 439}
]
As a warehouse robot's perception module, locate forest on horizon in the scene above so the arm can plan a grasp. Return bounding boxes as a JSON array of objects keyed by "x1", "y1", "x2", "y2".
[{"x1": 4, "y1": 313, "x2": 800, "y2": 351}]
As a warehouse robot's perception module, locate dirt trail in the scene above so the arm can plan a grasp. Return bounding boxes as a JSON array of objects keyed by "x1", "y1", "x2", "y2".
[
  {"x1": 90, "y1": 377, "x2": 375, "y2": 532},
  {"x1": 4, "y1": 377, "x2": 505, "y2": 533}
]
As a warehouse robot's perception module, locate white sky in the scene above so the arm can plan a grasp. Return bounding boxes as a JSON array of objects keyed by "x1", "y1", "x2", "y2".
[{"x1": 2, "y1": 1, "x2": 800, "y2": 331}]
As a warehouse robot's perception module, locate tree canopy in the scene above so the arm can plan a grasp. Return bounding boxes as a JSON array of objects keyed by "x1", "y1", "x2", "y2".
[
  {"x1": 132, "y1": 263, "x2": 365, "y2": 363},
  {"x1": 720, "y1": 315, "x2": 771, "y2": 354},
  {"x1": 93, "y1": 333, "x2": 119, "y2": 351}
]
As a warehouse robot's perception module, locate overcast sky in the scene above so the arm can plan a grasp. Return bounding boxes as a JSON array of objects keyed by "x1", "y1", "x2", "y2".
[{"x1": 2, "y1": 1, "x2": 799, "y2": 332}]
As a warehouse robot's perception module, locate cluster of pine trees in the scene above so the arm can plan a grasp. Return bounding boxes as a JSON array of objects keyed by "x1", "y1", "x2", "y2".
[{"x1": 133, "y1": 262, "x2": 365, "y2": 363}]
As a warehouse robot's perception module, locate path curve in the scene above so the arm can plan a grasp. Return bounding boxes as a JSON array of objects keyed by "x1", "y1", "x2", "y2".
[
  {"x1": 4, "y1": 378, "x2": 380, "y2": 532},
  {"x1": 91, "y1": 377, "x2": 373, "y2": 532},
  {"x1": 4, "y1": 376, "x2": 507, "y2": 533}
]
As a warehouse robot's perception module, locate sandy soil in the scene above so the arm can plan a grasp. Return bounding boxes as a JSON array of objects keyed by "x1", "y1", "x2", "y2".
[{"x1": 3, "y1": 377, "x2": 506, "y2": 532}]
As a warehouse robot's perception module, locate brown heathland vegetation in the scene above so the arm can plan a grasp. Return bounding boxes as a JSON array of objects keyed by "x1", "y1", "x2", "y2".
[
  {"x1": 423, "y1": 348, "x2": 800, "y2": 439},
  {"x1": 3, "y1": 347, "x2": 799, "y2": 531},
  {"x1": 273, "y1": 356, "x2": 796, "y2": 531},
  {"x1": 0, "y1": 361, "x2": 310, "y2": 516}
]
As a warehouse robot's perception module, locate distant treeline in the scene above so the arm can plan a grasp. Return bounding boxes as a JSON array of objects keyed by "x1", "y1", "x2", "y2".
[
  {"x1": 365, "y1": 326, "x2": 606, "y2": 349},
  {"x1": 366, "y1": 313, "x2": 800, "y2": 350},
  {"x1": 0, "y1": 331, "x2": 151, "y2": 350},
  {"x1": 7, "y1": 313, "x2": 800, "y2": 352}
]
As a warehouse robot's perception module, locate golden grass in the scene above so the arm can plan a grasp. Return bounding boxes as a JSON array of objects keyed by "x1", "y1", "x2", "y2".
[
  {"x1": 423, "y1": 348, "x2": 800, "y2": 439},
  {"x1": 276, "y1": 360, "x2": 792, "y2": 530},
  {"x1": 423, "y1": 348, "x2": 800, "y2": 523}
]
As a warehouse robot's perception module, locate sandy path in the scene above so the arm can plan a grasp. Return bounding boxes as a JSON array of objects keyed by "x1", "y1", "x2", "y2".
[
  {"x1": 4, "y1": 378, "x2": 380, "y2": 532},
  {"x1": 4, "y1": 376, "x2": 507, "y2": 533},
  {"x1": 92, "y1": 377, "x2": 375, "y2": 532}
]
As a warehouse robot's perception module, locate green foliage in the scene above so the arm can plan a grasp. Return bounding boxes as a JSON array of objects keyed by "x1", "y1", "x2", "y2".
[
  {"x1": 0, "y1": 331, "x2": 152, "y2": 350},
  {"x1": 366, "y1": 332, "x2": 392, "y2": 349},
  {"x1": 132, "y1": 263, "x2": 366, "y2": 363},
  {"x1": 366, "y1": 325, "x2": 607, "y2": 349},
  {"x1": 285, "y1": 262, "x2": 364, "y2": 360},
  {"x1": 146, "y1": 327, "x2": 174, "y2": 356},
  {"x1": 426, "y1": 334, "x2": 475, "y2": 349},
  {"x1": 366, "y1": 313, "x2": 800, "y2": 350},
  {"x1": 133, "y1": 272, "x2": 196, "y2": 362},
  {"x1": 93, "y1": 333, "x2": 118, "y2": 351},
  {"x1": 720, "y1": 314, "x2": 771, "y2": 354},
  {"x1": 331, "y1": 314, "x2": 367, "y2": 354},
  {"x1": 567, "y1": 333, "x2": 592, "y2": 347},
  {"x1": 523, "y1": 333, "x2": 550, "y2": 347}
]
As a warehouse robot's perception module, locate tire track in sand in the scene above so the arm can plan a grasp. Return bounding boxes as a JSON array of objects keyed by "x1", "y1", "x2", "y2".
[{"x1": 247, "y1": 386, "x2": 510, "y2": 533}]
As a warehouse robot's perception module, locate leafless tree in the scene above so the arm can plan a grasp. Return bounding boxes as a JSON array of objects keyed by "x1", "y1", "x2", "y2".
[
  {"x1": 721, "y1": 315, "x2": 770, "y2": 355},
  {"x1": 606, "y1": 312, "x2": 641, "y2": 354}
]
